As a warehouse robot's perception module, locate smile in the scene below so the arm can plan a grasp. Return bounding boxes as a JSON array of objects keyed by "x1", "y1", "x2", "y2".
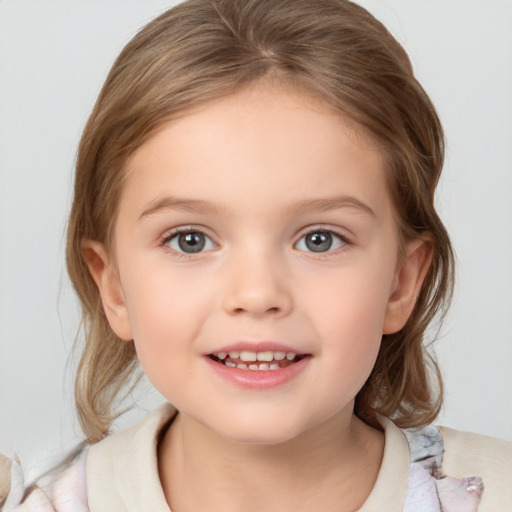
[
  {"x1": 205, "y1": 342, "x2": 311, "y2": 389},
  {"x1": 209, "y1": 350, "x2": 303, "y2": 371}
]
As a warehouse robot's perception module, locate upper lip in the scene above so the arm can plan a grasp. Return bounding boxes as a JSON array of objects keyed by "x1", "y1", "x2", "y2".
[{"x1": 206, "y1": 341, "x2": 307, "y2": 356}]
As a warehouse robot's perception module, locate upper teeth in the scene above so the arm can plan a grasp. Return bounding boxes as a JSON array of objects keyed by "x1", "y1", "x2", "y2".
[{"x1": 216, "y1": 350, "x2": 297, "y2": 362}]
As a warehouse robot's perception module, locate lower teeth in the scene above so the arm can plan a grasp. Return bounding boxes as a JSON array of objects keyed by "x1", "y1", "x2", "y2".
[
  {"x1": 229, "y1": 362, "x2": 281, "y2": 370},
  {"x1": 213, "y1": 354, "x2": 302, "y2": 370}
]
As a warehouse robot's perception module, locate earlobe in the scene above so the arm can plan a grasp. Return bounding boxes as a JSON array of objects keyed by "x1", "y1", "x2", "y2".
[
  {"x1": 81, "y1": 240, "x2": 133, "y2": 341},
  {"x1": 383, "y1": 236, "x2": 433, "y2": 334}
]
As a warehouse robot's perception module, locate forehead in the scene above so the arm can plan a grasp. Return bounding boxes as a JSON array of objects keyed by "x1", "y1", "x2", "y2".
[{"x1": 120, "y1": 82, "x2": 389, "y2": 221}]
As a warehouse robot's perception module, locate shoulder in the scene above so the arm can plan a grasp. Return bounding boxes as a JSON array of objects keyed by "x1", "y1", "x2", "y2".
[
  {"x1": 86, "y1": 403, "x2": 174, "y2": 512},
  {"x1": 440, "y1": 426, "x2": 512, "y2": 510},
  {"x1": 0, "y1": 448, "x2": 89, "y2": 512},
  {"x1": 1, "y1": 404, "x2": 175, "y2": 512},
  {"x1": 89, "y1": 403, "x2": 175, "y2": 458},
  {"x1": 440, "y1": 425, "x2": 512, "y2": 473},
  {"x1": 403, "y1": 423, "x2": 512, "y2": 512}
]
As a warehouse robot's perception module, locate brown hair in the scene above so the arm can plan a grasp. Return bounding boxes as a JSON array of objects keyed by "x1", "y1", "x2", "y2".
[{"x1": 66, "y1": 0, "x2": 454, "y2": 443}]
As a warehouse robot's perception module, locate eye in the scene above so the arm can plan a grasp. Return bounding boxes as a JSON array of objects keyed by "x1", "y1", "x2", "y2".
[
  {"x1": 295, "y1": 230, "x2": 346, "y2": 253},
  {"x1": 165, "y1": 230, "x2": 216, "y2": 254}
]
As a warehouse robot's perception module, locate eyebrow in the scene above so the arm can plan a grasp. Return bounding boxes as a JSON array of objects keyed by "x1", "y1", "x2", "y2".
[
  {"x1": 139, "y1": 197, "x2": 222, "y2": 219},
  {"x1": 139, "y1": 194, "x2": 376, "y2": 220},
  {"x1": 288, "y1": 196, "x2": 376, "y2": 218}
]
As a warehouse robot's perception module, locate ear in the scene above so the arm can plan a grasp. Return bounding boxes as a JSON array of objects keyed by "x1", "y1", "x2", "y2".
[
  {"x1": 81, "y1": 240, "x2": 133, "y2": 341},
  {"x1": 383, "y1": 235, "x2": 433, "y2": 334}
]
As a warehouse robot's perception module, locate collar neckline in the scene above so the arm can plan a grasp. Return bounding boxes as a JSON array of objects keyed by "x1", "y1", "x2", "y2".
[{"x1": 87, "y1": 405, "x2": 410, "y2": 512}]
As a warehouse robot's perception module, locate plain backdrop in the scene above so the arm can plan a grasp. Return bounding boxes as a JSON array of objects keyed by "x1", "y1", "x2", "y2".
[{"x1": 1, "y1": 0, "x2": 511, "y2": 470}]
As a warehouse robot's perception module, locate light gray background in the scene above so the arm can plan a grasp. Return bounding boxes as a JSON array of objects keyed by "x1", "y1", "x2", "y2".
[{"x1": 1, "y1": 1, "x2": 511, "y2": 470}]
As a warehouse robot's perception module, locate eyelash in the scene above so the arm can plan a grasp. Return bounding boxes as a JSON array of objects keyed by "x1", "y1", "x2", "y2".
[
  {"x1": 295, "y1": 226, "x2": 352, "y2": 257},
  {"x1": 159, "y1": 226, "x2": 217, "y2": 260},
  {"x1": 159, "y1": 226, "x2": 353, "y2": 258}
]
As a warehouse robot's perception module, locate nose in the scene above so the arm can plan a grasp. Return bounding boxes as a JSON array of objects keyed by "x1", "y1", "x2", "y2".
[{"x1": 222, "y1": 250, "x2": 293, "y2": 318}]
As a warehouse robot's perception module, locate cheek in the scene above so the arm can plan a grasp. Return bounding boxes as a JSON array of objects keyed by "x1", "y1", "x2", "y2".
[
  {"x1": 124, "y1": 287, "x2": 195, "y2": 399},
  {"x1": 119, "y1": 262, "x2": 222, "y2": 372},
  {"x1": 307, "y1": 266, "x2": 393, "y2": 333},
  {"x1": 301, "y1": 260, "x2": 395, "y2": 379},
  {"x1": 120, "y1": 273, "x2": 195, "y2": 359}
]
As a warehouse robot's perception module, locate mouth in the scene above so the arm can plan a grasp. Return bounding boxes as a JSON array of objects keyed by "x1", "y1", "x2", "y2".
[{"x1": 208, "y1": 350, "x2": 305, "y2": 371}]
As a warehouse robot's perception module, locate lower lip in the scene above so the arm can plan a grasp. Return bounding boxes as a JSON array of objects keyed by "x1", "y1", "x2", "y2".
[{"x1": 205, "y1": 356, "x2": 311, "y2": 390}]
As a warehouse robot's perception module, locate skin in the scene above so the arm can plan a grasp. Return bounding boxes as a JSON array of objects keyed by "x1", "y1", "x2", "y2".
[{"x1": 84, "y1": 81, "x2": 432, "y2": 512}]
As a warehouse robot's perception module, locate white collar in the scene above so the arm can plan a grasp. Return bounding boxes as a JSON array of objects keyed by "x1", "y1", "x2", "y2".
[{"x1": 87, "y1": 404, "x2": 410, "y2": 512}]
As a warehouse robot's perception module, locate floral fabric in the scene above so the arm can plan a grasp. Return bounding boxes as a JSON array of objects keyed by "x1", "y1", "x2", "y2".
[{"x1": 403, "y1": 425, "x2": 484, "y2": 511}]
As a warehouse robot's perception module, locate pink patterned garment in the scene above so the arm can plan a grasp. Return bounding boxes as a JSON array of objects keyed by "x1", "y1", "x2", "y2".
[
  {"x1": 2, "y1": 450, "x2": 88, "y2": 512},
  {"x1": 403, "y1": 426, "x2": 484, "y2": 511}
]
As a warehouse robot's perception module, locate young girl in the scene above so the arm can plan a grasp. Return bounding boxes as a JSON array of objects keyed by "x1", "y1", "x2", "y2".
[{"x1": 1, "y1": 0, "x2": 511, "y2": 510}]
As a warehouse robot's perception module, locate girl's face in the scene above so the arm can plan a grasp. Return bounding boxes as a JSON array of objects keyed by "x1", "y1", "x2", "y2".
[{"x1": 90, "y1": 82, "x2": 428, "y2": 445}]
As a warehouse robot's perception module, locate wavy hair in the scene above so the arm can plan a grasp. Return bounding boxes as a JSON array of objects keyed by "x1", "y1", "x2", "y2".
[{"x1": 66, "y1": 0, "x2": 454, "y2": 443}]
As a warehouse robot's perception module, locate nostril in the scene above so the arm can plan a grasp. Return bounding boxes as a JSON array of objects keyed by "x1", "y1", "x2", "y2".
[
  {"x1": 232, "y1": 306, "x2": 281, "y2": 315},
  {"x1": 232, "y1": 305, "x2": 280, "y2": 313},
  {"x1": 223, "y1": 284, "x2": 292, "y2": 317}
]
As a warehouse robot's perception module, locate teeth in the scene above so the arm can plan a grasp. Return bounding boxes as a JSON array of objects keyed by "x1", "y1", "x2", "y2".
[
  {"x1": 221, "y1": 358, "x2": 299, "y2": 371},
  {"x1": 240, "y1": 350, "x2": 257, "y2": 362},
  {"x1": 237, "y1": 362, "x2": 280, "y2": 371},
  {"x1": 257, "y1": 351, "x2": 273, "y2": 362},
  {"x1": 216, "y1": 350, "x2": 299, "y2": 362}
]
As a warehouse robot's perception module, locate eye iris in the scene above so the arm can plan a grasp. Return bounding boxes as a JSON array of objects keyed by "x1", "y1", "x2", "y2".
[
  {"x1": 305, "y1": 232, "x2": 332, "y2": 252},
  {"x1": 178, "y1": 232, "x2": 205, "y2": 253}
]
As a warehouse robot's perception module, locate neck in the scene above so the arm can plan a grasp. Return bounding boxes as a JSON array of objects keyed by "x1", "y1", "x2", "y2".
[{"x1": 158, "y1": 408, "x2": 384, "y2": 512}]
